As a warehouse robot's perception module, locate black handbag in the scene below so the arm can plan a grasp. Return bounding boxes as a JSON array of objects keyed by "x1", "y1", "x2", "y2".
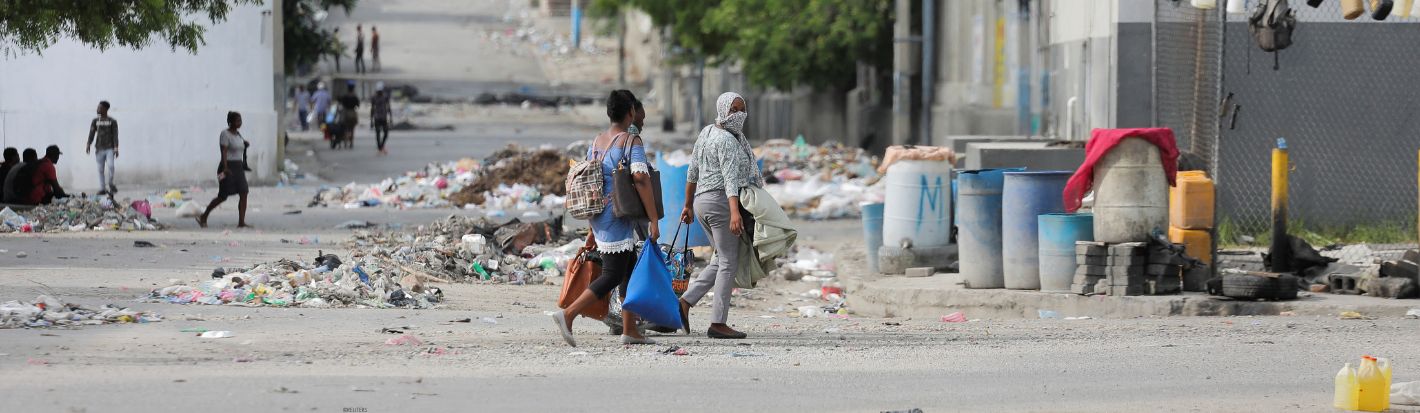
[{"x1": 610, "y1": 133, "x2": 663, "y2": 220}]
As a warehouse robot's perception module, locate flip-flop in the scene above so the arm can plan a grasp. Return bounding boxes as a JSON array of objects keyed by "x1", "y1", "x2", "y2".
[
  {"x1": 621, "y1": 335, "x2": 657, "y2": 345},
  {"x1": 551, "y1": 310, "x2": 576, "y2": 347}
]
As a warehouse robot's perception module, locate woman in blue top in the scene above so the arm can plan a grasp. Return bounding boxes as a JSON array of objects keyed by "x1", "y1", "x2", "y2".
[{"x1": 552, "y1": 90, "x2": 661, "y2": 347}]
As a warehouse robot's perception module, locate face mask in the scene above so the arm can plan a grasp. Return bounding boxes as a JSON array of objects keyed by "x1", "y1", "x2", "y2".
[
  {"x1": 628, "y1": 124, "x2": 641, "y2": 135},
  {"x1": 720, "y1": 111, "x2": 747, "y2": 137}
]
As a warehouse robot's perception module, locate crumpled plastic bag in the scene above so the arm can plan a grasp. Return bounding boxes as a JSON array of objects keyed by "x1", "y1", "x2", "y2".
[
  {"x1": 175, "y1": 201, "x2": 203, "y2": 218},
  {"x1": 1395, "y1": 381, "x2": 1420, "y2": 406}
]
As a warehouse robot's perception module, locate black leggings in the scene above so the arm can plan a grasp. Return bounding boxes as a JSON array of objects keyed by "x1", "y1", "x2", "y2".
[
  {"x1": 375, "y1": 121, "x2": 389, "y2": 150},
  {"x1": 589, "y1": 250, "x2": 637, "y2": 300}
]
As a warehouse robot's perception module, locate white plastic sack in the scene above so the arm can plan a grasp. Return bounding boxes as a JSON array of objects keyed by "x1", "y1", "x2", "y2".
[
  {"x1": 1395, "y1": 381, "x2": 1420, "y2": 406},
  {"x1": 175, "y1": 201, "x2": 203, "y2": 218}
]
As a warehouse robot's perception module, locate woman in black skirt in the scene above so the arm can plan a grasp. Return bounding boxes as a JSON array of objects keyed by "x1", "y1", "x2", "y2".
[{"x1": 197, "y1": 111, "x2": 250, "y2": 228}]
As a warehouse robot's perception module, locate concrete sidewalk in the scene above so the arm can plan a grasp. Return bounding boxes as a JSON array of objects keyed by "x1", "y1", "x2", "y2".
[{"x1": 844, "y1": 273, "x2": 1420, "y2": 320}]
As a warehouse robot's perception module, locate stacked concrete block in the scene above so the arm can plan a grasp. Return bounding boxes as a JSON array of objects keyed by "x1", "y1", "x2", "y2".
[{"x1": 1072, "y1": 241, "x2": 1184, "y2": 296}]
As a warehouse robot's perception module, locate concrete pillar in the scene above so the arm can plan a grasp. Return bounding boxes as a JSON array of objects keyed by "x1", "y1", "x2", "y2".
[{"x1": 892, "y1": 0, "x2": 917, "y2": 146}]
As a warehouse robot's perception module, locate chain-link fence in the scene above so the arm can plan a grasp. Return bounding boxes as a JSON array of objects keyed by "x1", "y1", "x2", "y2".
[
  {"x1": 1153, "y1": 0, "x2": 1419, "y2": 265},
  {"x1": 1154, "y1": 0, "x2": 1224, "y2": 176},
  {"x1": 1215, "y1": 1, "x2": 1419, "y2": 263}
]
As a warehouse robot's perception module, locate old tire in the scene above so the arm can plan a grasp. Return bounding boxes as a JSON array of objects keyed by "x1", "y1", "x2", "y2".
[{"x1": 1222, "y1": 274, "x2": 1299, "y2": 300}]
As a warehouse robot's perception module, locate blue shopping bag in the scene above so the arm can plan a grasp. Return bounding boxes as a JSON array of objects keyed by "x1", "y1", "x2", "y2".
[{"x1": 623, "y1": 241, "x2": 684, "y2": 328}]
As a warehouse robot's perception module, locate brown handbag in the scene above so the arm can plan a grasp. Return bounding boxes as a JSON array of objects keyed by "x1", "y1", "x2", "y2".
[
  {"x1": 557, "y1": 233, "x2": 608, "y2": 320},
  {"x1": 610, "y1": 134, "x2": 664, "y2": 220}
]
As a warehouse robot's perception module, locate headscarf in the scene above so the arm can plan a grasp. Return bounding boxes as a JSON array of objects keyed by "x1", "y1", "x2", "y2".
[{"x1": 715, "y1": 92, "x2": 747, "y2": 138}]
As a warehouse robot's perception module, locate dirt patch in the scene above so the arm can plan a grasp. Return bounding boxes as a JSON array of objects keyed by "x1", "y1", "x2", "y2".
[{"x1": 449, "y1": 146, "x2": 570, "y2": 207}]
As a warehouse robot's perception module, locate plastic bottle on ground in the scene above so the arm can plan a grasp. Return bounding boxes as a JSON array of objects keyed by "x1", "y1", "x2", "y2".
[
  {"x1": 1335, "y1": 362, "x2": 1359, "y2": 411},
  {"x1": 1358, "y1": 356, "x2": 1389, "y2": 412}
]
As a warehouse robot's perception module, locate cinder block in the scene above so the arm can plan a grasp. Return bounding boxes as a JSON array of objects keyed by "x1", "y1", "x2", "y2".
[
  {"x1": 1108, "y1": 273, "x2": 1146, "y2": 286},
  {"x1": 1107, "y1": 265, "x2": 1145, "y2": 277},
  {"x1": 1110, "y1": 242, "x2": 1147, "y2": 256},
  {"x1": 1076, "y1": 255, "x2": 1110, "y2": 266},
  {"x1": 1330, "y1": 273, "x2": 1360, "y2": 295},
  {"x1": 1071, "y1": 282, "x2": 1094, "y2": 295},
  {"x1": 905, "y1": 267, "x2": 934, "y2": 278},
  {"x1": 1077, "y1": 265, "x2": 1110, "y2": 277},
  {"x1": 1110, "y1": 285, "x2": 1146, "y2": 296},
  {"x1": 1076, "y1": 242, "x2": 1109, "y2": 256}
]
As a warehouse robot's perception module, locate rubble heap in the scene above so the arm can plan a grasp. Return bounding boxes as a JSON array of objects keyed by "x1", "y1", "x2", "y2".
[
  {"x1": 308, "y1": 144, "x2": 571, "y2": 210},
  {"x1": 1, "y1": 295, "x2": 163, "y2": 329},
  {"x1": 348, "y1": 214, "x2": 578, "y2": 284},
  {"x1": 755, "y1": 139, "x2": 882, "y2": 220},
  {"x1": 150, "y1": 257, "x2": 445, "y2": 309},
  {"x1": 1, "y1": 196, "x2": 162, "y2": 233},
  {"x1": 448, "y1": 145, "x2": 570, "y2": 207}
]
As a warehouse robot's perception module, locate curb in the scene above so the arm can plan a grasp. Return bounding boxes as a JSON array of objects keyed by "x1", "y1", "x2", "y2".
[{"x1": 843, "y1": 273, "x2": 1418, "y2": 319}]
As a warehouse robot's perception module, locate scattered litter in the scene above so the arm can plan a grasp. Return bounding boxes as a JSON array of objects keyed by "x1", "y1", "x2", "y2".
[
  {"x1": 1064, "y1": 316, "x2": 1093, "y2": 321},
  {"x1": 797, "y1": 306, "x2": 821, "y2": 318},
  {"x1": 568, "y1": 351, "x2": 589, "y2": 356},
  {"x1": 0, "y1": 196, "x2": 163, "y2": 233},
  {"x1": 385, "y1": 334, "x2": 423, "y2": 346},
  {"x1": 15, "y1": 252, "x2": 27, "y2": 258},
  {"x1": 940, "y1": 312, "x2": 967, "y2": 323},
  {"x1": 336, "y1": 220, "x2": 376, "y2": 229},
  {"x1": 0, "y1": 295, "x2": 162, "y2": 329},
  {"x1": 755, "y1": 140, "x2": 881, "y2": 219},
  {"x1": 133, "y1": 241, "x2": 157, "y2": 248},
  {"x1": 232, "y1": 357, "x2": 253, "y2": 363},
  {"x1": 450, "y1": 318, "x2": 472, "y2": 323},
  {"x1": 199, "y1": 331, "x2": 234, "y2": 339},
  {"x1": 1279, "y1": 311, "x2": 1296, "y2": 316},
  {"x1": 1407, "y1": 309, "x2": 1420, "y2": 319},
  {"x1": 479, "y1": 317, "x2": 498, "y2": 325},
  {"x1": 731, "y1": 351, "x2": 766, "y2": 357},
  {"x1": 1339, "y1": 311, "x2": 1375, "y2": 320},
  {"x1": 180, "y1": 327, "x2": 209, "y2": 333},
  {"x1": 1037, "y1": 310, "x2": 1060, "y2": 319},
  {"x1": 148, "y1": 256, "x2": 444, "y2": 309},
  {"x1": 308, "y1": 145, "x2": 570, "y2": 211},
  {"x1": 271, "y1": 387, "x2": 299, "y2": 394}
]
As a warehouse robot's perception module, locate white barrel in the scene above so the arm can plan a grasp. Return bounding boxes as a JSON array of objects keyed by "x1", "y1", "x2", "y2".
[
  {"x1": 1093, "y1": 138, "x2": 1169, "y2": 243},
  {"x1": 883, "y1": 159, "x2": 954, "y2": 249}
]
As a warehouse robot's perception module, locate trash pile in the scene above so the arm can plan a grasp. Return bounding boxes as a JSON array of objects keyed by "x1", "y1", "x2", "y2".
[
  {"x1": 348, "y1": 213, "x2": 579, "y2": 285},
  {"x1": 0, "y1": 196, "x2": 162, "y2": 233},
  {"x1": 482, "y1": 8, "x2": 604, "y2": 59},
  {"x1": 150, "y1": 255, "x2": 445, "y2": 309},
  {"x1": 1, "y1": 295, "x2": 163, "y2": 329},
  {"x1": 755, "y1": 138, "x2": 882, "y2": 220},
  {"x1": 308, "y1": 145, "x2": 571, "y2": 211},
  {"x1": 769, "y1": 246, "x2": 849, "y2": 318}
]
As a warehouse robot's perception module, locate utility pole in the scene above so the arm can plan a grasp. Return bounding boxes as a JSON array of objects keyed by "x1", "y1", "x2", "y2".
[
  {"x1": 920, "y1": 0, "x2": 935, "y2": 146},
  {"x1": 617, "y1": 11, "x2": 626, "y2": 86},
  {"x1": 660, "y1": 26, "x2": 675, "y2": 132},
  {"x1": 892, "y1": 0, "x2": 919, "y2": 146}
]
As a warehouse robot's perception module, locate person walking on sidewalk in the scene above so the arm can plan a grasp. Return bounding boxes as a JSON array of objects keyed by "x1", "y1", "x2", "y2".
[
  {"x1": 353, "y1": 24, "x2": 366, "y2": 74},
  {"x1": 370, "y1": 26, "x2": 381, "y2": 72},
  {"x1": 330, "y1": 28, "x2": 342, "y2": 73},
  {"x1": 677, "y1": 92, "x2": 763, "y2": 340},
  {"x1": 370, "y1": 85, "x2": 392, "y2": 155},
  {"x1": 551, "y1": 89, "x2": 662, "y2": 347},
  {"x1": 295, "y1": 85, "x2": 311, "y2": 131},
  {"x1": 86, "y1": 100, "x2": 118, "y2": 196},
  {"x1": 197, "y1": 112, "x2": 250, "y2": 228}
]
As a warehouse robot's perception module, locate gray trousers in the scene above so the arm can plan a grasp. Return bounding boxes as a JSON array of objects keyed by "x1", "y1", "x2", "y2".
[{"x1": 682, "y1": 190, "x2": 739, "y2": 324}]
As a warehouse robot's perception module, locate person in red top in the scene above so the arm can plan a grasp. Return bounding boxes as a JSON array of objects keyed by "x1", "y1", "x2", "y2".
[{"x1": 27, "y1": 145, "x2": 68, "y2": 205}]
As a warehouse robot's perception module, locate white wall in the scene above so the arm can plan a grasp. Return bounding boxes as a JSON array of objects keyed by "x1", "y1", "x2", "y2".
[{"x1": 0, "y1": 3, "x2": 277, "y2": 191}]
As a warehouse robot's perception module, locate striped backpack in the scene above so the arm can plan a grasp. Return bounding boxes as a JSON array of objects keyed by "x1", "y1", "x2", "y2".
[{"x1": 565, "y1": 134, "x2": 621, "y2": 219}]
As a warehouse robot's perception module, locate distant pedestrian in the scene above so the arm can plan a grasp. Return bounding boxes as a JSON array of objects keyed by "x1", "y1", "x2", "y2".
[
  {"x1": 371, "y1": 86, "x2": 392, "y2": 155},
  {"x1": 3, "y1": 148, "x2": 37, "y2": 204},
  {"x1": 332, "y1": 82, "x2": 360, "y2": 149},
  {"x1": 677, "y1": 92, "x2": 764, "y2": 340},
  {"x1": 371, "y1": 26, "x2": 381, "y2": 72},
  {"x1": 312, "y1": 82, "x2": 332, "y2": 140},
  {"x1": 27, "y1": 145, "x2": 68, "y2": 205},
  {"x1": 198, "y1": 112, "x2": 250, "y2": 228},
  {"x1": 354, "y1": 25, "x2": 366, "y2": 74},
  {"x1": 331, "y1": 28, "x2": 342, "y2": 73},
  {"x1": 86, "y1": 100, "x2": 119, "y2": 195},
  {"x1": 295, "y1": 85, "x2": 311, "y2": 131}
]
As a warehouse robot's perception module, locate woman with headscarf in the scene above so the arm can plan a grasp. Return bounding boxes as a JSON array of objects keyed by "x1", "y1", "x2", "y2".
[
  {"x1": 676, "y1": 92, "x2": 764, "y2": 339},
  {"x1": 551, "y1": 90, "x2": 662, "y2": 347}
]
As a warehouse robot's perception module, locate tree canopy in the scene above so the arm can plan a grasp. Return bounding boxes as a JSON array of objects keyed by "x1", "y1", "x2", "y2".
[
  {"x1": 0, "y1": 0, "x2": 261, "y2": 55},
  {"x1": 284, "y1": 0, "x2": 357, "y2": 72},
  {"x1": 591, "y1": 0, "x2": 892, "y2": 90}
]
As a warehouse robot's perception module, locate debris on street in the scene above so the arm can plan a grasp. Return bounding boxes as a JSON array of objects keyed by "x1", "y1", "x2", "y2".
[
  {"x1": 149, "y1": 256, "x2": 446, "y2": 309},
  {"x1": 348, "y1": 214, "x2": 575, "y2": 284},
  {"x1": 0, "y1": 196, "x2": 163, "y2": 233},
  {"x1": 1, "y1": 295, "x2": 163, "y2": 329},
  {"x1": 307, "y1": 144, "x2": 570, "y2": 211},
  {"x1": 754, "y1": 139, "x2": 881, "y2": 220}
]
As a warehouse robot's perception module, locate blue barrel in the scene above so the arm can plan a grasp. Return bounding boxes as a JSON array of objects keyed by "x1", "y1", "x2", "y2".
[
  {"x1": 1001, "y1": 171, "x2": 1073, "y2": 289},
  {"x1": 861, "y1": 203, "x2": 885, "y2": 273},
  {"x1": 657, "y1": 154, "x2": 710, "y2": 247},
  {"x1": 956, "y1": 168, "x2": 1024, "y2": 289},
  {"x1": 1038, "y1": 213, "x2": 1094, "y2": 292}
]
